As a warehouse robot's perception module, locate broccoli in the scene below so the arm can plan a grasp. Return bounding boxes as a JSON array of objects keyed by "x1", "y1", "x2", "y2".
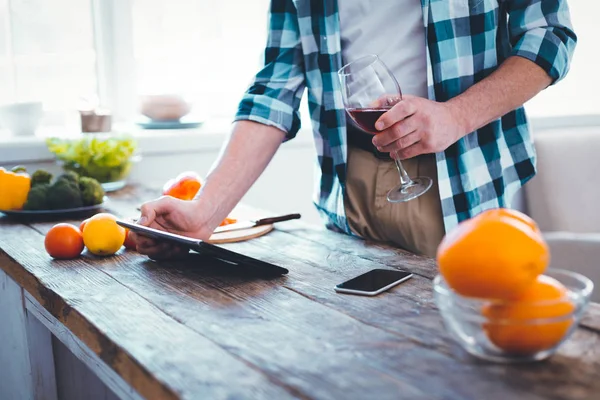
[
  {"x1": 55, "y1": 171, "x2": 79, "y2": 184},
  {"x1": 23, "y1": 183, "x2": 51, "y2": 210},
  {"x1": 79, "y1": 177, "x2": 105, "y2": 206},
  {"x1": 46, "y1": 179, "x2": 83, "y2": 209},
  {"x1": 31, "y1": 170, "x2": 53, "y2": 187}
]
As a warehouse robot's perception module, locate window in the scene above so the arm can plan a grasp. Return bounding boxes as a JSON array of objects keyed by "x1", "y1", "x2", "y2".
[
  {"x1": 0, "y1": 0, "x2": 598, "y2": 130},
  {"x1": 524, "y1": 0, "x2": 599, "y2": 120},
  {"x1": 0, "y1": 0, "x2": 98, "y2": 126},
  {"x1": 0, "y1": 0, "x2": 271, "y2": 127},
  {"x1": 131, "y1": 0, "x2": 271, "y2": 119}
]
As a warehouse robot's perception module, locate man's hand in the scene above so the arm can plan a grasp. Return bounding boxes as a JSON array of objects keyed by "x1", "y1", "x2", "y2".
[
  {"x1": 131, "y1": 196, "x2": 213, "y2": 260},
  {"x1": 371, "y1": 57, "x2": 553, "y2": 161},
  {"x1": 372, "y1": 95, "x2": 467, "y2": 160},
  {"x1": 130, "y1": 121, "x2": 286, "y2": 261}
]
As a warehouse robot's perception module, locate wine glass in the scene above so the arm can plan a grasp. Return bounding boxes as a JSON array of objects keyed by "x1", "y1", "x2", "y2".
[{"x1": 338, "y1": 54, "x2": 432, "y2": 203}]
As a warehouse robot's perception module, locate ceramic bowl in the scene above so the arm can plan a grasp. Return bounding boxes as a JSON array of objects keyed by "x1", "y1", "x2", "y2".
[
  {"x1": 139, "y1": 95, "x2": 191, "y2": 121},
  {"x1": 0, "y1": 102, "x2": 43, "y2": 136}
]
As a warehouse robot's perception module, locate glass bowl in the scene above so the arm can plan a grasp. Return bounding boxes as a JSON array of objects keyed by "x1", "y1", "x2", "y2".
[
  {"x1": 58, "y1": 154, "x2": 141, "y2": 192},
  {"x1": 47, "y1": 133, "x2": 140, "y2": 192},
  {"x1": 433, "y1": 268, "x2": 594, "y2": 363}
]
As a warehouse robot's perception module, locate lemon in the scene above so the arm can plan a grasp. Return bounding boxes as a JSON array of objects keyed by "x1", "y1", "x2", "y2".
[{"x1": 83, "y1": 213, "x2": 126, "y2": 256}]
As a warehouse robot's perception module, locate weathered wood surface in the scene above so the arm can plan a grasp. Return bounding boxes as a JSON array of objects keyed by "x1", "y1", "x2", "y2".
[
  {"x1": 1, "y1": 184, "x2": 599, "y2": 400},
  {"x1": 52, "y1": 335, "x2": 122, "y2": 400},
  {"x1": 0, "y1": 268, "x2": 37, "y2": 400},
  {"x1": 25, "y1": 305, "x2": 59, "y2": 400},
  {"x1": 25, "y1": 292, "x2": 144, "y2": 400}
]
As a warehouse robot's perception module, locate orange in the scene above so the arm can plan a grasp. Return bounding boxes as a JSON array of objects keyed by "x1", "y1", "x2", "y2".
[
  {"x1": 162, "y1": 172, "x2": 202, "y2": 200},
  {"x1": 436, "y1": 208, "x2": 549, "y2": 300},
  {"x1": 123, "y1": 228, "x2": 137, "y2": 250},
  {"x1": 478, "y1": 207, "x2": 541, "y2": 233},
  {"x1": 45, "y1": 223, "x2": 84, "y2": 259},
  {"x1": 79, "y1": 218, "x2": 89, "y2": 233},
  {"x1": 82, "y1": 213, "x2": 126, "y2": 256},
  {"x1": 219, "y1": 217, "x2": 237, "y2": 227},
  {"x1": 483, "y1": 275, "x2": 575, "y2": 355}
]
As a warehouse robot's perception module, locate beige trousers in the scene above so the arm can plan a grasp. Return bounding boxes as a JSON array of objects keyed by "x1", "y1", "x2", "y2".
[{"x1": 344, "y1": 146, "x2": 446, "y2": 257}]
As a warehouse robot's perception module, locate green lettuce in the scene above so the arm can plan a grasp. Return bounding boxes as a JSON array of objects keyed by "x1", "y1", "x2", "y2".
[{"x1": 46, "y1": 135, "x2": 138, "y2": 183}]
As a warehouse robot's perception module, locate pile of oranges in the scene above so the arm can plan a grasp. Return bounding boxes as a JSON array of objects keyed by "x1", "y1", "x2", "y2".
[
  {"x1": 45, "y1": 213, "x2": 136, "y2": 259},
  {"x1": 436, "y1": 208, "x2": 574, "y2": 355}
]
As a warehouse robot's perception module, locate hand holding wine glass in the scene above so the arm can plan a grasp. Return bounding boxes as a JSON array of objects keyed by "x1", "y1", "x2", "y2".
[{"x1": 338, "y1": 54, "x2": 432, "y2": 203}]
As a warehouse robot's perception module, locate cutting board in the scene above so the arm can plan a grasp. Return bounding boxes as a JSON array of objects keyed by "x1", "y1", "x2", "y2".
[{"x1": 206, "y1": 224, "x2": 274, "y2": 244}]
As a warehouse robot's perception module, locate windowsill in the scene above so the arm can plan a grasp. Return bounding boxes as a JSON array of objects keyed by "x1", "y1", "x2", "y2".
[
  {"x1": 1, "y1": 116, "x2": 599, "y2": 165},
  {"x1": 0, "y1": 119, "x2": 315, "y2": 164}
]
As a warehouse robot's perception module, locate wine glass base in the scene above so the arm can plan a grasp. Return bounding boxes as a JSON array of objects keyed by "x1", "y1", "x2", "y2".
[{"x1": 387, "y1": 177, "x2": 433, "y2": 203}]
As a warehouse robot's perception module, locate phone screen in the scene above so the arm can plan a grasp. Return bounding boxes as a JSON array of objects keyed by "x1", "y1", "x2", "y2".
[{"x1": 336, "y1": 269, "x2": 412, "y2": 292}]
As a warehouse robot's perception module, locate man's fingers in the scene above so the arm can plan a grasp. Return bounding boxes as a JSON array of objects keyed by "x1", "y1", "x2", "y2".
[
  {"x1": 138, "y1": 196, "x2": 177, "y2": 226},
  {"x1": 129, "y1": 216, "x2": 172, "y2": 249},
  {"x1": 147, "y1": 244, "x2": 189, "y2": 261},
  {"x1": 373, "y1": 116, "x2": 419, "y2": 148},
  {"x1": 137, "y1": 240, "x2": 175, "y2": 257},
  {"x1": 395, "y1": 142, "x2": 427, "y2": 160},
  {"x1": 138, "y1": 202, "x2": 157, "y2": 227},
  {"x1": 375, "y1": 99, "x2": 417, "y2": 131},
  {"x1": 369, "y1": 94, "x2": 402, "y2": 108},
  {"x1": 136, "y1": 235, "x2": 189, "y2": 260},
  {"x1": 131, "y1": 233, "x2": 158, "y2": 250},
  {"x1": 379, "y1": 131, "x2": 421, "y2": 153},
  {"x1": 136, "y1": 239, "x2": 168, "y2": 254}
]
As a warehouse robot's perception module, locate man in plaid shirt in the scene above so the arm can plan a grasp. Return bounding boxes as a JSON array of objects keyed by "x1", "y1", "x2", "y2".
[{"x1": 136, "y1": 0, "x2": 576, "y2": 258}]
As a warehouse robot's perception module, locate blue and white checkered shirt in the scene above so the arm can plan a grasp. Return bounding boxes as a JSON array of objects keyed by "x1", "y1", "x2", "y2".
[{"x1": 235, "y1": 0, "x2": 576, "y2": 234}]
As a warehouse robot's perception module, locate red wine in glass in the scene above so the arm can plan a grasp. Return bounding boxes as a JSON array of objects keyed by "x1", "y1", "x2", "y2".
[
  {"x1": 338, "y1": 54, "x2": 432, "y2": 203},
  {"x1": 348, "y1": 107, "x2": 392, "y2": 134}
]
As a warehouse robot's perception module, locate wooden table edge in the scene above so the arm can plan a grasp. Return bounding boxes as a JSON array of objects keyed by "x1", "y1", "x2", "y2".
[
  {"x1": 0, "y1": 248, "x2": 183, "y2": 400},
  {"x1": 24, "y1": 291, "x2": 146, "y2": 400}
]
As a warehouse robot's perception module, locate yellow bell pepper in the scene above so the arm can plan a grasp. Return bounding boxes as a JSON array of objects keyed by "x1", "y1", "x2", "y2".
[{"x1": 0, "y1": 167, "x2": 31, "y2": 210}]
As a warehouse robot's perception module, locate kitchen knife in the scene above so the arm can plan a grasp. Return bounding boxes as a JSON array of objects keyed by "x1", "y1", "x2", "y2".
[{"x1": 213, "y1": 213, "x2": 301, "y2": 233}]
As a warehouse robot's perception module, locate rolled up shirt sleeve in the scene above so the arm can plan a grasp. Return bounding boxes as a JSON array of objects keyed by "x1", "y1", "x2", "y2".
[
  {"x1": 508, "y1": 0, "x2": 577, "y2": 84},
  {"x1": 234, "y1": 0, "x2": 306, "y2": 141}
]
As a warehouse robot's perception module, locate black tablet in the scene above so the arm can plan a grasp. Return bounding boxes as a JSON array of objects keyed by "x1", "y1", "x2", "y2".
[{"x1": 116, "y1": 220, "x2": 288, "y2": 276}]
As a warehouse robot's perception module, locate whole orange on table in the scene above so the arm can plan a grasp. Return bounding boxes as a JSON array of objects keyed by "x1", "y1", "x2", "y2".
[
  {"x1": 82, "y1": 213, "x2": 126, "y2": 256},
  {"x1": 45, "y1": 223, "x2": 85, "y2": 259}
]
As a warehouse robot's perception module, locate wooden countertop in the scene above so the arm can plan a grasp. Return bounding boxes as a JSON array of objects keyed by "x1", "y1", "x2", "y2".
[{"x1": 1, "y1": 184, "x2": 599, "y2": 400}]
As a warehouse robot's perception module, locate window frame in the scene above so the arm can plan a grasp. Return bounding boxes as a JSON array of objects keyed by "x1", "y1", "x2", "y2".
[
  {"x1": 1, "y1": 0, "x2": 599, "y2": 128},
  {"x1": 1, "y1": 0, "x2": 17, "y2": 100},
  {"x1": 91, "y1": 0, "x2": 136, "y2": 121}
]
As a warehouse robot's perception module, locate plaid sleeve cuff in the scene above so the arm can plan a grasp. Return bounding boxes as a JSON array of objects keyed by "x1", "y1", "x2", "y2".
[
  {"x1": 511, "y1": 26, "x2": 575, "y2": 84},
  {"x1": 234, "y1": 92, "x2": 302, "y2": 142}
]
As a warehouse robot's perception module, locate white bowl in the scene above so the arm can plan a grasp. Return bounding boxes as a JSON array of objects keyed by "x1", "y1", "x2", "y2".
[
  {"x1": 139, "y1": 94, "x2": 191, "y2": 121},
  {"x1": 0, "y1": 102, "x2": 43, "y2": 136}
]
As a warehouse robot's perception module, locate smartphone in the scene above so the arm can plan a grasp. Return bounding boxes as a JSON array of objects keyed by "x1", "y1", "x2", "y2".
[{"x1": 335, "y1": 269, "x2": 413, "y2": 296}]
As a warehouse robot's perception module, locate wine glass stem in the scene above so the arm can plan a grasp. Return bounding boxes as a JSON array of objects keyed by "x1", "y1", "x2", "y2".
[{"x1": 393, "y1": 151, "x2": 412, "y2": 186}]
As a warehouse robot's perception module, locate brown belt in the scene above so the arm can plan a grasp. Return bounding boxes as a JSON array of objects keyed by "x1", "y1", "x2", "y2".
[{"x1": 346, "y1": 124, "x2": 392, "y2": 160}]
